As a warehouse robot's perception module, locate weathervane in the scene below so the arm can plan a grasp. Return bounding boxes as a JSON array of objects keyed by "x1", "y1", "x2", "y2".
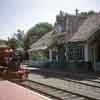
[{"x1": 75, "y1": 8, "x2": 79, "y2": 15}]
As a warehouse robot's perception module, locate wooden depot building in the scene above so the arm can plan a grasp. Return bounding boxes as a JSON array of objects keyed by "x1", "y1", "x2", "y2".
[{"x1": 29, "y1": 11, "x2": 100, "y2": 72}]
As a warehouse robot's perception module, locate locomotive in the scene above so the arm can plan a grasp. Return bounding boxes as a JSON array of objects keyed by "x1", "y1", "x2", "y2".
[{"x1": 0, "y1": 47, "x2": 29, "y2": 80}]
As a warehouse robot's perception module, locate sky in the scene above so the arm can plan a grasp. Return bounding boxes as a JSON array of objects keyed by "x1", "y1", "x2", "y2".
[{"x1": 0, "y1": 0, "x2": 100, "y2": 40}]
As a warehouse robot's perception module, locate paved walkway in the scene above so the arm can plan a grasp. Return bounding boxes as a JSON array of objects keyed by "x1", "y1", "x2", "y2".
[
  {"x1": 29, "y1": 73, "x2": 100, "y2": 100},
  {"x1": 0, "y1": 80, "x2": 51, "y2": 100}
]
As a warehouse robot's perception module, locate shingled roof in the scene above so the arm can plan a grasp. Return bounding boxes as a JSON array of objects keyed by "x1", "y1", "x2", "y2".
[
  {"x1": 69, "y1": 14, "x2": 100, "y2": 42},
  {"x1": 29, "y1": 14, "x2": 100, "y2": 51},
  {"x1": 29, "y1": 31, "x2": 54, "y2": 51},
  {"x1": 54, "y1": 14, "x2": 87, "y2": 44}
]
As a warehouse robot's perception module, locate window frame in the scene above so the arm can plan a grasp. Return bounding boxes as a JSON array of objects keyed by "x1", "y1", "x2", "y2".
[{"x1": 68, "y1": 46, "x2": 84, "y2": 62}]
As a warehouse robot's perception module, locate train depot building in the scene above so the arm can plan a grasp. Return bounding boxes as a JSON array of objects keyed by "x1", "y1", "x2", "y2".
[{"x1": 29, "y1": 12, "x2": 100, "y2": 73}]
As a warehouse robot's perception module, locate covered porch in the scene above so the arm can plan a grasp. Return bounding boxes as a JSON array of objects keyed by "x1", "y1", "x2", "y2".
[
  {"x1": 28, "y1": 30, "x2": 67, "y2": 69},
  {"x1": 88, "y1": 29, "x2": 100, "y2": 72}
]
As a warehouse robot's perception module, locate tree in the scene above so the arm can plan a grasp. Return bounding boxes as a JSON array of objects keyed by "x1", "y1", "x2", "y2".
[
  {"x1": 8, "y1": 38, "x2": 17, "y2": 50},
  {"x1": 80, "y1": 12, "x2": 88, "y2": 16},
  {"x1": 14, "y1": 29, "x2": 24, "y2": 48},
  {"x1": 80, "y1": 10, "x2": 98, "y2": 16},
  {"x1": 88, "y1": 10, "x2": 97, "y2": 15},
  {"x1": 24, "y1": 22, "x2": 53, "y2": 49},
  {"x1": 8, "y1": 29, "x2": 24, "y2": 50},
  {"x1": 15, "y1": 29, "x2": 24, "y2": 40}
]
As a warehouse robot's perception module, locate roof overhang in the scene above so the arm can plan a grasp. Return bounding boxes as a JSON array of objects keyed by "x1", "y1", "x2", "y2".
[
  {"x1": 28, "y1": 31, "x2": 54, "y2": 52},
  {"x1": 28, "y1": 46, "x2": 48, "y2": 52}
]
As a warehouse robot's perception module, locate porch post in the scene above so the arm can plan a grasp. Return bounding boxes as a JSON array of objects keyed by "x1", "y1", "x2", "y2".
[
  {"x1": 93, "y1": 48, "x2": 96, "y2": 72},
  {"x1": 56, "y1": 55, "x2": 58, "y2": 62},
  {"x1": 65, "y1": 47, "x2": 68, "y2": 61},
  {"x1": 49, "y1": 49, "x2": 52, "y2": 62},
  {"x1": 84, "y1": 44, "x2": 88, "y2": 62}
]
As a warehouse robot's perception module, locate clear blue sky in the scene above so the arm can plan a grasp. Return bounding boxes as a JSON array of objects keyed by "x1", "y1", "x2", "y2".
[{"x1": 0, "y1": 0, "x2": 100, "y2": 40}]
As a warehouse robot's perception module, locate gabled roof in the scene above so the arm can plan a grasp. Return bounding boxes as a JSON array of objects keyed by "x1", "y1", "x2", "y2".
[
  {"x1": 29, "y1": 31, "x2": 54, "y2": 51},
  {"x1": 69, "y1": 14, "x2": 100, "y2": 42},
  {"x1": 29, "y1": 14, "x2": 100, "y2": 51}
]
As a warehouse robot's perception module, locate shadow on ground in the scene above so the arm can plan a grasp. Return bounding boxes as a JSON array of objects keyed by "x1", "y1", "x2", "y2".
[{"x1": 30, "y1": 67, "x2": 100, "y2": 81}]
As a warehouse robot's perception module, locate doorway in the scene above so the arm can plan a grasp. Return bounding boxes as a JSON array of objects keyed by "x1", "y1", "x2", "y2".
[{"x1": 95, "y1": 44, "x2": 100, "y2": 62}]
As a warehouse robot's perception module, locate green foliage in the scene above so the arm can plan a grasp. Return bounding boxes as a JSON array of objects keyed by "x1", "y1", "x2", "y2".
[
  {"x1": 8, "y1": 38, "x2": 17, "y2": 49},
  {"x1": 31, "y1": 51, "x2": 48, "y2": 60},
  {"x1": 23, "y1": 36, "x2": 30, "y2": 49},
  {"x1": 24, "y1": 22, "x2": 53, "y2": 49},
  {"x1": 8, "y1": 29, "x2": 24, "y2": 49},
  {"x1": 80, "y1": 10, "x2": 98, "y2": 16},
  {"x1": 28, "y1": 22, "x2": 53, "y2": 34},
  {"x1": 80, "y1": 12, "x2": 88, "y2": 16},
  {"x1": 88, "y1": 10, "x2": 97, "y2": 15},
  {"x1": 8, "y1": 22, "x2": 52, "y2": 51},
  {"x1": 15, "y1": 29, "x2": 24, "y2": 48}
]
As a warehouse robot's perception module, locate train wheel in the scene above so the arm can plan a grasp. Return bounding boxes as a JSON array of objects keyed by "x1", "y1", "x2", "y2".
[
  {"x1": 21, "y1": 74, "x2": 27, "y2": 81},
  {"x1": 2, "y1": 70, "x2": 7, "y2": 77}
]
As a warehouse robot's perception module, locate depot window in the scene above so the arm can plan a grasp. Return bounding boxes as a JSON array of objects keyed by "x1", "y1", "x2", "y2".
[{"x1": 68, "y1": 46, "x2": 84, "y2": 61}]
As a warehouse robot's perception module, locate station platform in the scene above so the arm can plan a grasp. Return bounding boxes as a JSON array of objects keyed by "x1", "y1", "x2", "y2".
[{"x1": 0, "y1": 80, "x2": 52, "y2": 100}]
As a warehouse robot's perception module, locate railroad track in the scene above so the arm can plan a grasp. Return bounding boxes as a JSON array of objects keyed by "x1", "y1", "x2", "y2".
[
  {"x1": 59, "y1": 76, "x2": 100, "y2": 88},
  {"x1": 14, "y1": 80, "x2": 96, "y2": 100},
  {"x1": 2, "y1": 65, "x2": 100, "y2": 99},
  {"x1": 87, "y1": 78, "x2": 100, "y2": 83},
  {"x1": 53, "y1": 72, "x2": 100, "y2": 90}
]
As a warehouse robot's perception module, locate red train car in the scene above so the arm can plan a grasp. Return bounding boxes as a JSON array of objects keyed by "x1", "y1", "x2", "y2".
[
  {"x1": 0, "y1": 45, "x2": 29, "y2": 80},
  {"x1": 0, "y1": 47, "x2": 12, "y2": 66}
]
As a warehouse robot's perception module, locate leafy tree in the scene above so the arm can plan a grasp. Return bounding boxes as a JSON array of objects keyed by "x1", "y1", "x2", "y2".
[
  {"x1": 15, "y1": 29, "x2": 24, "y2": 40},
  {"x1": 80, "y1": 10, "x2": 98, "y2": 16},
  {"x1": 8, "y1": 29, "x2": 24, "y2": 50},
  {"x1": 24, "y1": 22, "x2": 53, "y2": 49},
  {"x1": 28, "y1": 23, "x2": 53, "y2": 35},
  {"x1": 8, "y1": 38, "x2": 17, "y2": 50},
  {"x1": 88, "y1": 10, "x2": 97, "y2": 15},
  {"x1": 14, "y1": 29, "x2": 24, "y2": 48},
  {"x1": 31, "y1": 51, "x2": 48, "y2": 60},
  {"x1": 80, "y1": 12, "x2": 88, "y2": 16}
]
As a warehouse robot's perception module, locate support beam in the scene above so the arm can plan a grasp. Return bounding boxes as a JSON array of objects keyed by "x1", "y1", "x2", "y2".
[
  {"x1": 65, "y1": 47, "x2": 68, "y2": 61},
  {"x1": 84, "y1": 44, "x2": 88, "y2": 62},
  {"x1": 56, "y1": 55, "x2": 58, "y2": 62},
  {"x1": 49, "y1": 49, "x2": 52, "y2": 62}
]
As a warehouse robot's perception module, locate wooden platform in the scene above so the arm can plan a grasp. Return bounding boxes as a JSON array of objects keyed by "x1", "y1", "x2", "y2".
[{"x1": 0, "y1": 81, "x2": 52, "y2": 100}]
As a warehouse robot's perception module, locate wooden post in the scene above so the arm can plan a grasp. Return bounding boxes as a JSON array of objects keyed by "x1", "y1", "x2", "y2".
[
  {"x1": 49, "y1": 49, "x2": 52, "y2": 62},
  {"x1": 56, "y1": 55, "x2": 58, "y2": 62},
  {"x1": 84, "y1": 44, "x2": 88, "y2": 62},
  {"x1": 65, "y1": 47, "x2": 68, "y2": 61},
  {"x1": 93, "y1": 48, "x2": 96, "y2": 72}
]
